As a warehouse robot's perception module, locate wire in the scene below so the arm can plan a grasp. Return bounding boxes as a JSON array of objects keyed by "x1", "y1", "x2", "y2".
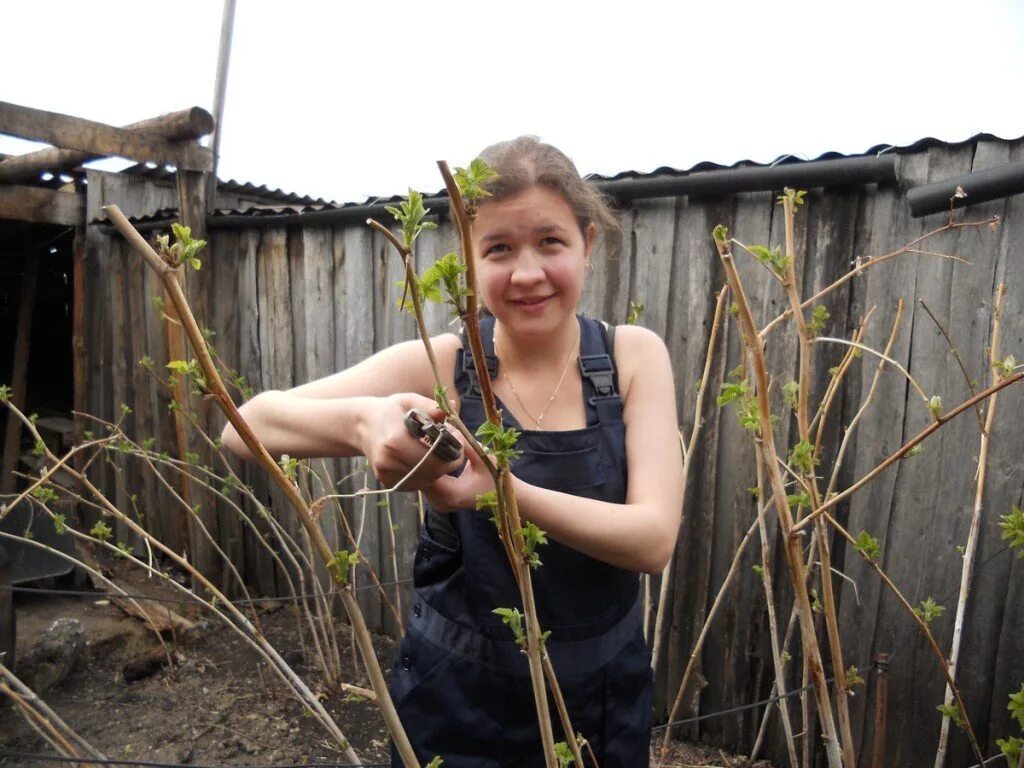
[
  {"x1": 0, "y1": 579, "x2": 413, "y2": 605},
  {"x1": 650, "y1": 664, "x2": 876, "y2": 733},
  {"x1": 0, "y1": 750, "x2": 389, "y2": 768}
]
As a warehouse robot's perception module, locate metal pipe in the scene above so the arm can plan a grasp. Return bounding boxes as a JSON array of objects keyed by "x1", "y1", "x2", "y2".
[
  {"x1": 907, "y1": 159, "x2": 1024, "y2": 217},
  {"x1": 595, "y1": 154, "x2": 896, "y2": 201},
  {"x1": 199, "y1": 154, "x2": 897, "y2": 231},
  {"x1": 95, "y1": 153, "x2": 899, "y2": 233},
  {"x1": 206, "y1": 0, "x2": 237, "y2": 209}
]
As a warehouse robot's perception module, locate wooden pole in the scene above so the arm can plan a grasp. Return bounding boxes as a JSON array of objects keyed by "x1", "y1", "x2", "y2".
[
  {"x1": 71, "y1": 227, "x2": 87, "y2": 476},
  {"x1": 0, "y1": 102, "x2": 213, "y2": 173},
  {"x1": 207, "y1": 0, "x2": 237, "y2": 208},
  {"x1": 0, "y1": 107, "x2": 214, "y2": 184},
  {"x1": 1, "y1": 254, "x2": 40, "y2": 495}
]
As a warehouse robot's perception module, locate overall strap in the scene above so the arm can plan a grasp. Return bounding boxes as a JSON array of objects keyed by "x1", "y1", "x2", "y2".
[
  {"x1": 578, "y1": 317, "x2": 623, "y2": 425},
  {"x1": 456, "y1": 314, "x2": 499, "y2": 401}
]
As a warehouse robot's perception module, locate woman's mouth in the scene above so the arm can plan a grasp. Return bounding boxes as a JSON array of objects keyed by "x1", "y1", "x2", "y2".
[{"x1": 510, "y1": 295, "x2": 553, "y2": 311}]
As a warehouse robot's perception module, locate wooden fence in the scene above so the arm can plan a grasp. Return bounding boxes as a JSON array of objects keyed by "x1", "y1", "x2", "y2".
[{"x1": 82, "y1": 136, "x2": 1024, "y2": 766}]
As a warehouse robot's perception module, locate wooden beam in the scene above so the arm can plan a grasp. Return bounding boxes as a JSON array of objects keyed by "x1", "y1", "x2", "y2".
[
  {"x1": 0, "y1": 107, "x2": 214, "y2": 184},
  {"x1": 0, "y1": 102, "x2": 213, "y2": 173},
  {"x1": 0, "y1": 254, "x2": 39, "y2": 495},
  {"x1": 0, "y1": 184, "x2": 84, "y2": 226}
]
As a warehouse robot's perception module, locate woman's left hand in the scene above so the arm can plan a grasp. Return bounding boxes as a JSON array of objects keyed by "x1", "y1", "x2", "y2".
[{"x1": 424, "y1": 434, "x2": 498, "y2": 512}]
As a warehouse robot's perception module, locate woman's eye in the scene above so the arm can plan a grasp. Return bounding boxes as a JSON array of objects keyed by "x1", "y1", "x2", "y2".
[
  {"x1": 540, "y1": 237, "x2": 563, "y2": 248},
  {"x1": 485, "y1": 243, "x2": 510, "y2": 257}
]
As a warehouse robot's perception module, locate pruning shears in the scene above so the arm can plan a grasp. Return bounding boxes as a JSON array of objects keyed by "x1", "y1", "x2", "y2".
[{"x1": 404, "y1": 409, "x2": 463, "y2": 463}]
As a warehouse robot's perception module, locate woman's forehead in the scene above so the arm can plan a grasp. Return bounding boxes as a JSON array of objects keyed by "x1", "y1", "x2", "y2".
[{"x1": 475, "y1": 187, "x2": 577, "y2": 235}]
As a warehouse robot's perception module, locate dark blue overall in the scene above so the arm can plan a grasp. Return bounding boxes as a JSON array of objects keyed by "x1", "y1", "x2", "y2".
[{"x1": 390, "y1": 315, "x2": 652, "y2": 767}]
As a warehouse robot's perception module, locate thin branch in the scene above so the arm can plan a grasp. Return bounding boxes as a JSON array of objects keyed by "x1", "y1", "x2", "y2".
[
  {"x1": 812, "y1": 336, "x2": 932, "y2": 414},
  {"x1": 714, "y1": 230, "x2": 843, "y2": 768},
  {"x1": 758, "y1": 216, "x2": 1000, "y2": 340},
  {"x1": 933, "y1": 284, "x2": 1006, "y2": 768},
  {"x1": 660, "y1": 515, "x2": 760, "y2": 752},
  {"x1": 824, "y1": 510, "x2": 985, "y2": 763},
  {"x1": 793, "y1": 369, "x2": 1024, "y2": 534},
  {"x1": 824, "y1": 301, "x2": 905, "y2": 501},
  {"x1": 917, "y1": 298, "x2": 985, "y2": 433},
  {"x1": 651, "y1": 283, "x2": 730, "y2": 675}
]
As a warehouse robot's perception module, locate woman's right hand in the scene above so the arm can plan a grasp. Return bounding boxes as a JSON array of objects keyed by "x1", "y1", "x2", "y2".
[{"x1": 359, "y1": 393, "x2": 464, "y2": 490}]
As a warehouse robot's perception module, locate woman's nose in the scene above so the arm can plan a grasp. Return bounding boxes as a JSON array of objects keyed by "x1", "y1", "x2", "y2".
[{"x1": 510, "y1": 251, "x2": 545, "y2": 285}]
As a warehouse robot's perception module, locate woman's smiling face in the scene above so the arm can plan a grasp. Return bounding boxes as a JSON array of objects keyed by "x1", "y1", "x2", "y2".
[{"x1": 473, "y1": 185, "x2": 594, "y2": 338}]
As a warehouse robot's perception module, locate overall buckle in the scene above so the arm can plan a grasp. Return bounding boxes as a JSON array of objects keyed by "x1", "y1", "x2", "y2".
[{"x1": 578, "y1": 353, "x2": 617, "y2": 405}]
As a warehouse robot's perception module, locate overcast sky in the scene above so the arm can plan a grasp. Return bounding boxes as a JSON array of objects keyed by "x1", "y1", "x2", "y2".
[{"x1": 3, "y1": 1, "x2": 1022, "y2": 204}]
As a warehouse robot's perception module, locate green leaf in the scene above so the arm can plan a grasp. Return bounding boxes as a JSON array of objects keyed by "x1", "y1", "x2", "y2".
[
  {"x1": 845, "y1": 665, "x2": 865, "y2": 689},
  {"x1": 1009, "y1": 682, "x2": 1024, "y2": 729},
  {"x1": 717, "y1": 379, "x2": 750, "y2": 407},
  {"x1": 385, "y1": 189, "x2": 439, "y2": 251},
  {"x1": 993, "y1": 353, "x2": 1019, "y2": 378},
  {"x1": 116, "y1": 541, "x2": 133, "y2": 558},
  {"x1": 788, "y1": 440, "x2": 817, "y2": 475},
  {"x1": 91, "y1": 520, "x2": 113, "y2": 541},
  {"x1": 746, "y1": 243, "x2": 791, "y2": 277},
  {"x1": 492, "y1": 607, "x2": 526, "y2": 646},
  {"x1": 434, "y1": 384, "x2": 450, "y2": 412},
  {"x1": 554, "y1": 742, "x2": 575, "y2": 768},
  {"x1": 782, "y1": 380, "x2": 800, "y2": 411},
  {"x1": 476, "y1": 421, "x2": 522, "y2": 465},
  {"x1": 997, "y1": 736, "x2": 1022, "y2": 764},
  {"x1": 328, "y1": 549, "x2": 360, "y2": 585},
  {"x1": 999, "y1": 505, "x2": 1024, "y2": 558},
  {"x1": 853, "y1": 530, "x2": 881, "y2": 561},
  {"x1": 913, "y1": 596, "x2": 945, "y2": 626},
  {"x1": 454, "y1": 158, "x2": 499, "y2": 202},
  {"x1": 738, "y1": 399, "x2": 774, "y2": 433},
  {"x1": 475, "y1": 491, "x2": 498, "y2": 512},
  {"x1": 928, "y1": 395, "x2": 943, "y2": 419},
  {"x1": 786, "y1": 492, "x2": 811, "y2": 509},
  {"x1": 53, "y1": 513, "x2": 66, "y2": 535},
  {"x1": 777, "y1": 188, "x2": 807, "y2": 207},
  {"x1": 279, "y1": 454, "x2": 299, "y2": 481},
  {"x1": 31, "y1": 486, "x2": 59, "y2": 505},
  {"x1": 0, "y1": 384, "x2": 10, "y2": 401},
  {"x1": 517, "y1": 521, "x2": 548, "y2": 569},
  {"x1": 32, "y1": 439, "x2": 47, "y2": 457},
  {"x1": 712, "y1": 225, "x2": 729, "y2": 244},
  {"x1": 626, "y1": 301, "x2": 645, "y2": 326},
  {"x1": 752, "y1": 564, "x2": 764, "y2": 578},
  {"x1": 937, "y1": 702, "x2": 966, "y2": 730},
  {"x1": 807, "y1": 304, "x2": 830, "y2": 336},
  {"x1": 425, "y1": 758, "x2": 444, "y2": 768}
]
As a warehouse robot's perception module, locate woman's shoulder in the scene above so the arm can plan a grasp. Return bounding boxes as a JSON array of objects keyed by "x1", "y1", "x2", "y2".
[{"x1": 603, "y1": 322, "x2": 672, "y2": 404}]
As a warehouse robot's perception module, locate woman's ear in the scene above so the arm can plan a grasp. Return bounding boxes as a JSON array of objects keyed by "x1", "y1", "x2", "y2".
[{"x1": 583, "y1": 222, "x2": 596, "y2": 263}]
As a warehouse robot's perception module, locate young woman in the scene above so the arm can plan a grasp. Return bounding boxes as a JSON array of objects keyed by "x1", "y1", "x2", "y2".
[{"x1": 222, "y1": 136, "x2": 684, "y2": 767}]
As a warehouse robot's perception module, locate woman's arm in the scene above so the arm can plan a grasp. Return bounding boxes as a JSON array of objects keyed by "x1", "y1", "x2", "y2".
[
  {"x1": 427, "y1": 325, "x2": 684, "y2": 574},
  {"x1": 220, "y1": 334, "x2": 464, "y2": 475}
]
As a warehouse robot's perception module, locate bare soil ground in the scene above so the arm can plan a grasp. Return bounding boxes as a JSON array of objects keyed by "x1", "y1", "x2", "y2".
[{"x1": 0, "y1": 566, "x2": 769, "y2": 768}]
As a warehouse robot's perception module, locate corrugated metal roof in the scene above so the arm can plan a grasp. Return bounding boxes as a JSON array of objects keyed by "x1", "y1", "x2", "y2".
[
  {"x1": 586, "y1": 132, "x2": 1021, "y2": 182},
  {"x1": 89, "y1": 131, "x2": 1023, "y2": 227},
  {"x1": 116, "y1": 162, "x2": 334, "y2": 206}
]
